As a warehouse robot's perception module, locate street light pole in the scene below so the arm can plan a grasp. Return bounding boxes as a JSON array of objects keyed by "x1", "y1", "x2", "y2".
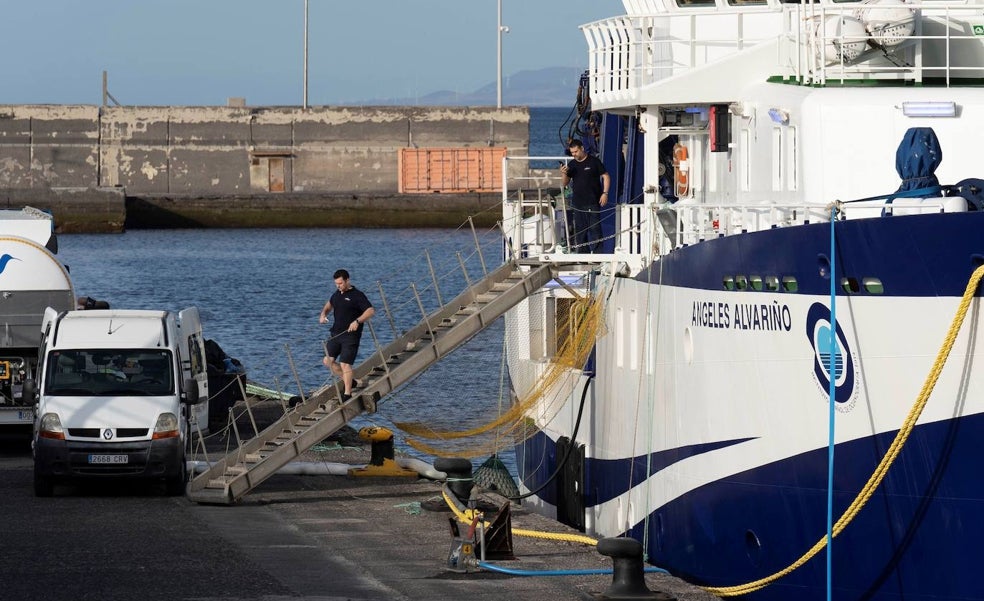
[
  {"x1": 303, "y1": 0, "x2": 309, "y2": 109},
  {"x1": 496, "y1": 0, "x2": 507, "y2": 109}
]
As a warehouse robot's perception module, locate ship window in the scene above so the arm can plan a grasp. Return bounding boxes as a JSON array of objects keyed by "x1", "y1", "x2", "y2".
[
  {"x1": 765, "y1": 276, "x2": 780, "y2": 291},
  {"x1": 771, "y1": 128, "x2": 783, "y2": 192},
  {"x1": 723, "y1": 276, "x2": 736, "y2": 291},
  {"x1": 840, "y1": 277, "x2": 861, "y2": 294},
  {"x1": 735, "y1": 275, "x2": 748, "y2": 290},
  {"x1": 676, "y1": 0, "x2": 716, "y2": 7},
  {"x1": 728, "y1": 0, "x2": 767, "y2": 5},
  {"x1": 782, "y1": 276, "x2": 798, "y2": 292},
  {"x1": 750, "y1": 275, "x2": 764, "y2": 291},
  {"x1": 787, "y1": 126, "x2": 798, "y2": 191},
  {"x1": 863, "y1": 278, "x2": 884, "y2": 294},
  {"x1": 546, "y1": 297, "x2": 579, "y2": 360}
]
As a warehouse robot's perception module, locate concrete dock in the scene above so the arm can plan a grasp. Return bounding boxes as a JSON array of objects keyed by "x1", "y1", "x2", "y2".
[
  {"x1": 0, "y1": 427, "x2": 719, "y2": 601},
  {"x1": 190, "y1": 431, "x2": 722, "y2": 601}
]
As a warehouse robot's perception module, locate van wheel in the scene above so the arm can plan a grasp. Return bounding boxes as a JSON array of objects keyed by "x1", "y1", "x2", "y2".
[
  {"x1": 165, "y1": 460, "x2": 187, "y2": 496},
  {"x1": 34, "y1": 471, "x2": 54, "y2": 497}
]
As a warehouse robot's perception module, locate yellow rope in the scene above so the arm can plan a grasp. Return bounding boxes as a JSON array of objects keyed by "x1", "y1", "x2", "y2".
[
  {"x1": 396, "y1": 294, "x2": 606, "y2": 458},
  {"x1": 705, "y1": 264, "x2": 984, "y2": 597},
  {"x1": 442, "y1": 490, "x2": 599, "y2": 546}
]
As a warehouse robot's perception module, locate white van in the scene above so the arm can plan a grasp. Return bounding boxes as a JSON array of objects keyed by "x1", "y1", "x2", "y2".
[{"x1": 29, "y1": 308, "x2": 209, "y2": 496}]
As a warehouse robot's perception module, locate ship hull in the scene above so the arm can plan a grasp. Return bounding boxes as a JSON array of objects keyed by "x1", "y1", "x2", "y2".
[{"x1": 511, "y1": 211, "x2": 984, "y2": 600}]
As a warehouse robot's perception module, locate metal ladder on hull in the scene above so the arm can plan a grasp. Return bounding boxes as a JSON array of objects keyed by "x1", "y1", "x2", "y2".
[{"x1": 187, "y1": 260, "x2": 561, "y2": 504}]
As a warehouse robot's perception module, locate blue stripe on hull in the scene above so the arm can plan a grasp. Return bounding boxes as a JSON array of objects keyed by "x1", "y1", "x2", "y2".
[
  {"x1": 643, "y1": 211, "x2": 984, "y2": 297},
  {"x1": 518, "y1": 413, "x2": 984, "y2": 600}
]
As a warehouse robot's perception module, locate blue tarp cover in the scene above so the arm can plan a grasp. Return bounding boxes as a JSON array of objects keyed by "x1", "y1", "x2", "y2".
[{"x1": 895, "y1": 127, "x2": 942, "y2": 195}]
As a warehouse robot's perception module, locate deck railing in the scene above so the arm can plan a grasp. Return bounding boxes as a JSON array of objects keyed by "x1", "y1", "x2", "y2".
[
  {"x1": 501, "y1": 157, "x2": 842, "y2": 265},
  {"x1": 583, "y1": 2, "x2": 984, "y2": 105}
]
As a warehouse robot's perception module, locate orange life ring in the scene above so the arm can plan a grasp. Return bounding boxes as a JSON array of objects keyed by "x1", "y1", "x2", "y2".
[{"x1": 673, "y1": 143, "x2": 689, "y2": 197}]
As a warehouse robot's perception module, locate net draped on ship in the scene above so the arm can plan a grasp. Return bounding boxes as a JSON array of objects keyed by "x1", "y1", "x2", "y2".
[{"x1": 393, "y1": 284, "x2": 608, "y2": 459}]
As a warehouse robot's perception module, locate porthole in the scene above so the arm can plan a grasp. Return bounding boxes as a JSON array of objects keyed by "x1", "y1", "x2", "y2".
[
  {"x1": 817, "y1": 254, "x2": 831, "y2": 279},
  {"x1": 863, "y1": 277, "x2": 884, "y2": 294},
  {"x1": 723, "y1": 276, "x2": 736, "y2": 291},
  {"x1": 782, "y1": 276, "x2": 798, "y2": 292},
  {"x1": 765, "y1": 276, "x2": 780, "y2": 292},
  {"x1": 840, "y1": 277, "x2": 860, "y2": 294},
  {"x1": 750, "y1": 276, "x2": 764, "y2": 291},
  {"x1": 735, "y1": 275, "x2": 748, "y2": 290}
]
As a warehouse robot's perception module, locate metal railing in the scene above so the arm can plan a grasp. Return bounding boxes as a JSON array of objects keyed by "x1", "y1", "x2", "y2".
[
  {"x1": 582, "y1": 2, "x2": 984, "y2": 101},
  {"x1": 501, "y1": 156, "x2": 658, "y2": 268}
]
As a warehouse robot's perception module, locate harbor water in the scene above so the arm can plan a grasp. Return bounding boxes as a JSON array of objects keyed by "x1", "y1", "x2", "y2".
[
  {"x1": 54, "y1": 107, "x2": 575, "y2": 479},
  {"x1": 59, "y1": 227, "x2": 517, "y2": 474}
]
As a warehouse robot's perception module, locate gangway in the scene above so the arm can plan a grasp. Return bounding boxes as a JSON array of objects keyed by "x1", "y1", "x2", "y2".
[{"x1": 187, "y1": 259, "x2": 581, "y2": 504}]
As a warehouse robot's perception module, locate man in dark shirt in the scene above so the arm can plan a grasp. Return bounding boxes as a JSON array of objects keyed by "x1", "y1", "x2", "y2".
[
  {"x1": 560, "y1": 139, "x2": 611, "y2": 253},
  {"x1": 319, "y1": 269, "x2": 375, "y2": 400}
]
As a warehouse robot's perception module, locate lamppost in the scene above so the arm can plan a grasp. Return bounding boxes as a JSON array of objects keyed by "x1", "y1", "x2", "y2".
[
  {"x1": 303, "y1": 0, "x2": 309, "y2": 109},
  {"x1": 497, "y1": 0, "x2": 509, "y2": 109}
]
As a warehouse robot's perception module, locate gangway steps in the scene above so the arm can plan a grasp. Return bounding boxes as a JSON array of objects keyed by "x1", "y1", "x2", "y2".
[{"x1": 186, "y1": 259, "x2": 564, "y2": 505}]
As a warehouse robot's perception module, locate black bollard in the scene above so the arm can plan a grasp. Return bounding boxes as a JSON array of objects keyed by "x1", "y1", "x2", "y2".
[
  {"x1": 595, "y1": 537, "x2": 675, "y2": 600},
  {"x1": 434, "y1": 457, "x2": 473, "y2": 502}
]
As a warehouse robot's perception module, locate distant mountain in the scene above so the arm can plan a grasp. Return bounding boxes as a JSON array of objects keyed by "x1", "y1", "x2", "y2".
[{"x1": 363, "y1": 66, "x2": 585, "y2": 107}]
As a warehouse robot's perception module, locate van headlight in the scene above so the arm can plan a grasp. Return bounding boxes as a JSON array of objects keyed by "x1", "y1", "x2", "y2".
[
  {"x1": 152, "y1": 413, "x2": 180, "y2": 440},
  {"x1": 38, "y1": 413, "x2": 65, "y2": 440}
]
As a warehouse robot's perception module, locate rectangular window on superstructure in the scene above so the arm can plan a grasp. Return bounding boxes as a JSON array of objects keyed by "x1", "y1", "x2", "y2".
[
  {"x1": 740, "y1": 129, "x2": 751, "y2": 192},
  {"x1": 616, "y1": 307, "x2": 625, "y2": 368},
  {"x1": 772, "y1": 127, "x2": 783, "y2": 191},
  {"x1": 787, "y1": 126, "x2": 798, "y2": 191},
  {"x1": 629, "y1": 309, "x2": 639, "y2": 371},
  {"x1": 536, "y1": 298, "x2": 550, "y2": 360},
  {"x1": 551, "y1": 297, "x2": 578, "y2": 360},
  {"x1": 646, "y1": 312, "x2": 654, "y2": 375}
]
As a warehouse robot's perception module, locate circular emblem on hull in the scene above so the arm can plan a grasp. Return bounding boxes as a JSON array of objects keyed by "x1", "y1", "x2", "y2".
[{"x1": 805, "y1": 302, "x2": 859, "y2": 409}]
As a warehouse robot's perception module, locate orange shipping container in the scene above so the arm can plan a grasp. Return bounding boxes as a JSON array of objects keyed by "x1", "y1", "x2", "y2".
[{"x1": 398, "y1": 147, "x2": 506, "y2": 193}]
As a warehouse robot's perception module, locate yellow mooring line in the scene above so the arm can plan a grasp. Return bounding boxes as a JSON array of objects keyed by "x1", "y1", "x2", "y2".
[
  {"x1": 705, "y1": 264, "x2": 984, "y2": 597},
  {"x1": 442, "y1": 490, "x2": 599, "y2": 547}
]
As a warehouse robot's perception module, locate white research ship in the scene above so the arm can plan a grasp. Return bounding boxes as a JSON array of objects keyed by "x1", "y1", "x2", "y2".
[{"x1": 501, "y1": 0, "x2": 984, "y2": 599}]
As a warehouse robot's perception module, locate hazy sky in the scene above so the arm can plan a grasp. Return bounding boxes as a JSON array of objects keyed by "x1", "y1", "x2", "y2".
[{"x1": 1, "y1": 1, "x2": 616, "y2": 106}]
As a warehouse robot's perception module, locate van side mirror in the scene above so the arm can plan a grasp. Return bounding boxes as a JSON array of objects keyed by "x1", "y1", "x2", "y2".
[
  {"x1": 22, "y1": 379, "x2": 36, "y2": 402},
  {"x1": 182, "y1": 378, "x2": 200, "y2": 405}
]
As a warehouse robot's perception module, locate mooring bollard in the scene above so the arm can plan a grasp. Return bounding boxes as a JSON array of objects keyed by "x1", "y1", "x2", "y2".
[
  {"x1": 595, "y1": 537, "x2": 675, "y2": 600},
  {"x1": 434, "y1": 457, "x2": 473, "y2": 502}
]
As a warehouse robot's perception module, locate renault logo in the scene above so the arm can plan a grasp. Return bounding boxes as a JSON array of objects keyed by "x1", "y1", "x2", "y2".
[{"x1": 103, "y1": 429, "x2": 113, "y2": 440}]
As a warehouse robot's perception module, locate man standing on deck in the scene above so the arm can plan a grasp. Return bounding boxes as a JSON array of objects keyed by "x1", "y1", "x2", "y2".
[
  {"x1": 319, "y1": 269, "x2": 375, "y2": 401},
  {"x1": 560, "y1": 139, "x2": 611, "y2": 253}
]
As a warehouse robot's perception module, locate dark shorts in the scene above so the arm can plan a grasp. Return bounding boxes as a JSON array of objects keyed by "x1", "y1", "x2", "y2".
[{"x1": 326, "y1": 332, "x2": 361, "y2": 365}]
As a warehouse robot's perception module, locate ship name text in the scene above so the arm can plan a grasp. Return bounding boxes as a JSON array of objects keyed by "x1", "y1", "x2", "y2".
[{"x1": 691, "y1": 300, "x2": 792, "y2": 332}]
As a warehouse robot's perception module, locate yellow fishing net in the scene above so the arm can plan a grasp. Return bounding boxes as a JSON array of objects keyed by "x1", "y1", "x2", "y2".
[{"x1": 393, "y1": 286, "x2": 607, "y2": 458}]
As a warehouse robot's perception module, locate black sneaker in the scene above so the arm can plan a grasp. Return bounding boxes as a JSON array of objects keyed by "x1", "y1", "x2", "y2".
[{"x1": 340, "y1": 393, "x2": 352, "y2": 402}]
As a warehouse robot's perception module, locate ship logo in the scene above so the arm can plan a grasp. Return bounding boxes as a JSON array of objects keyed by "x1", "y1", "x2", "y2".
[
  {"x1": 805, "y1": 302, "x2": 858, "y2": 407},
  {"x1": 0, "y1": 253, "x2": 19, "y2": 275}
]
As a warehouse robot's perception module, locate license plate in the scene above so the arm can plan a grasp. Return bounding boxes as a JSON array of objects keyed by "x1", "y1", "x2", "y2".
[{"x1": 88, "y1": 454, "x2": 128, "y2": 465}]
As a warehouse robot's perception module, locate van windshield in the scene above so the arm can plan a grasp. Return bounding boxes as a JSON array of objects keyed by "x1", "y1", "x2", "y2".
[{"x1": 45, "y1": 349, "x2": 174, "y2": 396}]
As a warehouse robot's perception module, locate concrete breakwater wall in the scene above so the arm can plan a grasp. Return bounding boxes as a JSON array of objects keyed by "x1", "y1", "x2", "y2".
[
  {"x1": 0, "y1": 104, "x2": 527, "y2": 231},
  {"x1": 0, "y1": 188, "x2": 502, "y2": 233}
]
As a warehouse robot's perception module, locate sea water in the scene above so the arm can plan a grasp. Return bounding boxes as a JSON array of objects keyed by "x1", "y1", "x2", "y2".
[
  {"x1": 54, "y1": 107, "x2": 573, "y2": 480},
  {"x1": 59, "y1": 227, "x2": 517, "y2": 474}
]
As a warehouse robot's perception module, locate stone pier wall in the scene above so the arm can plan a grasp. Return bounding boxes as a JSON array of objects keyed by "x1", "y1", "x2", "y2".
[
  {"x1": 0, "y1": 104, "x2": 528, "y2": 231},
  {"x1": 0, "y1": 104, "x2": 529, "y2": 195}
]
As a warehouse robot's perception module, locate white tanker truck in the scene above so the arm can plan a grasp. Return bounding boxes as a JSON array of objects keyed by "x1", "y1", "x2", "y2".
[{"x1": 0, "y1": 207, "x2": 75, "y2": 427}]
